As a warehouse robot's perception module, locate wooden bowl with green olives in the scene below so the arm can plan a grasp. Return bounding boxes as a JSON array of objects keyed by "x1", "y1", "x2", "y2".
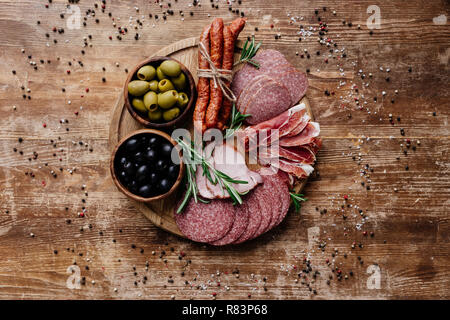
[
  {"x1": 124, "y1": 56, "x2": 196, "y2": 130},
  {"x1": 110, "y1": 129, "x2": 185, "y2": 203}
]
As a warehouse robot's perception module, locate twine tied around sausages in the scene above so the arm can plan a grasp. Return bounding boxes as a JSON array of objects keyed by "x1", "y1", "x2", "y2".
[{"x1": 197, "y1": 42, "x2": 237, "y2": 103}]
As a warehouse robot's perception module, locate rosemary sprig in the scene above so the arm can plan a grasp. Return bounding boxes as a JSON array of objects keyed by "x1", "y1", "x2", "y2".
[
  {"x1": 290, "y1": 192, "x2": 307, "y2": 213},
  {"x1": 235, "y1": 36, "x2": 262, "y2": 69},
  {"x1": 176, "y1": 138, "x2": 248, "y2": 213},
  {"x1": 224, "y1": 104, "x2": 251, "y2": 139}
]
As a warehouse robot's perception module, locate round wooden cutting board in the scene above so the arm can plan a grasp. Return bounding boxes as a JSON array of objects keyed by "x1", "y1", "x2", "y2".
[{"x1": 109, "y1": 37, "x2": 314, "y2": 238}]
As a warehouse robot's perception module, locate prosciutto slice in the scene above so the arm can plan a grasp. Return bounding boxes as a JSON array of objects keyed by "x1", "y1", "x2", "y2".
[
  {"x1": 261, "y1": 158, "x2": 315, "y2": 179},
  {"x1": 279, "y1": 122, "x2": 320, "y2": 147},
  {"x1": 239, "y1": 103, "x2": 310, "y2": 150}
]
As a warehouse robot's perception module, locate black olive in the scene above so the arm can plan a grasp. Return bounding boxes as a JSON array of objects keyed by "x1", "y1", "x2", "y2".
[
  {"x1": 144, "y1": 149, "x2": 157, "y2": 162},
  {"x1": 118, "y1": 156, "x2": 127, "y2": 167},
  {"x1": 134, "y1": 151, "x2": 145, "y2": 163},
  {"x1": 149, "y1": 172, "x2": 159, "y2": 185},
  {"x1": 138, "y1": 185, "x2": 152, "y2": 198},
  {"x1": 167, "y1": 164, "x2": 179, "y2": 179},
  {"x1": 140, "y1": 134, "x2": 148, "y2": 145},
  {"x1": 160, "y1": 143, "x2": 173, "y2": 158},
  {"x1": 128, "y1": 180, "x2": 138, "y2": 193},
  {"x1": 159, "y1": 179, "x2": 172, "y2": 193},
  {"x1": 148, "y1": 136, "x2": 158, "y2": 147},
  {"x1": 125, "y1": 138, "x2": 139, "y2": 153},
  {"x1": 155, "y1": 159, "x2": 167, "y2": 172},
  {"x1": 123, "y1": 162, "x2": 135, "y2": 175},
  {"x1": 136, "y1": 165, "x2": 150, "y2": 182},
  {"x1": 118, "y1": 171, "x2": 129, "y2": 183}
]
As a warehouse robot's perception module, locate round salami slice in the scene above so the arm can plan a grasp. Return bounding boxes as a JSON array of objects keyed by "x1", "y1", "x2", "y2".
[
  {"x1": 237, "y1": 75, "x2": 272, "y2": 114},
  {"x1": 270, "y1": 66, "x2": 308, "y2": 105},
  {"x1": 244, "y1": 79, "x2": 292, "y2": 125},
  {"x1": 273, "y1": 173, "x2": 291, "y2": 226},
  {"x1": 209, "y1": 203, "x2": 249, "y2": 246},
  {"x1": 255, "y1": 49, "x2": 291, "y2": 72},
  {"x1": 231, "y1": 64, "x2": 260, "y2": 100},
  {"x1": 232, "y1": 191, "x2": 262, "y2": 244},
  {"x1": 260, "y1": 174, "x2": 283, "y2": 233},
  {"x1": 175, "y1": 198, "x2": 235, "y2": 243},
  {"x1": 231, "y1": 49, "x2": 289, "y2": 100},
  {"x1": 249, "y1": 178, "x2": 277, "y2": 239}
]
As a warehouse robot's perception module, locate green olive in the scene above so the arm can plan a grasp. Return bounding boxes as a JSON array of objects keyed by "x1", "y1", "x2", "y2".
[
  {"x1": 156, "y1": 66, "x2": 168, "y2": 81},
  {"x1": 160, "y1": 60, "x2": 181, "y2": 77},
  {"x1": 158, "y1": 90, "x2": 178, "y2": 109},
  {"x1": 148, "y1": 104, "x2": 159, "y2": 113},
  {"x1": 128, "y1": 80, "x2": 150, "y2": 96},
  {"x1": 136, "y1": 65, "x2": 156, "y2": 81},
  {"x1": 163, "y1": 107, "x2": 181, "y2": 122},
  {"x1": 158, "y1": 79, "x2": 175, "y2": 93},
  {"x1": 177, "y1": 92, "x2": 189, "y2": 108},
  {"x1": 148, "y1": 80, "x2": 159, "y2": 92},
  {"x1": 148, "y1": 109, "x2": 162, "y2": 122},
  {"x1": 171, "y1": 72, "x2": 187, "y2": 90},
  {"x1": 131, "y1": 98, "x2": 147, "y2": 113},
  {"x1": 143, "y1": 91, "x2": 158, "y2": 110}
]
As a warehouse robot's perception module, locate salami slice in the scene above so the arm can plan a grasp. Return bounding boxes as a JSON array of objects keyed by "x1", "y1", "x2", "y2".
[
  {"x1": 175, "y1": 198, "x2": 235, "y2": 243},
  {"x1": 231, "y1": 49, "x2": 290, "y2": 99},
  {"x1": 231, "y1": 64, "x2": 260, "y2": 100},
  {"x1": 272, "y1": 173, "x2": 291, "y2": 226},
  {"x1": 244, "y1": 79, "x2": 292, "y2": 125},
  {"x1": 232, "y1": 190, "x2": 262, "y2": 244},
  {"x1": 250, "y1": 176, "x2": 279, "y2": 239},
  {"x1": 236, "y1": 75, "x2": 272, "y2": 114},
  {"x1": 209, "y1": 203, "x2": 249, "y2": 246},
  {"x1": 270, "y1": 67, "x2": 308, "y2": 105},
  {"x1": 255, "y1": 49, "x2": 291, "y2": 72},
  {"x1": 259, "y1": 173, "x2": 283, "y2": 233}
]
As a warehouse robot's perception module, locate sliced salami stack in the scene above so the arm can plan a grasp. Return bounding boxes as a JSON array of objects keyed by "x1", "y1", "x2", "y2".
[
  {"x1": 232, "y1": 49, "x2": 308, "y2": 125},
  {"x1": 174, "y1": 171, "x2": 291, "y2": 245}
]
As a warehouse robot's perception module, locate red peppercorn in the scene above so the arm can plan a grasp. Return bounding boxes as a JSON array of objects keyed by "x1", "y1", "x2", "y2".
[
  {"x1": 344, "y1": 195, "x2": 348, "y2": 200},
  {"x1": 85, "y1": 88, "x2": 89, "y2": 93},
  {"x1": 66, "y1": 70, "x2": 70, "y2": 74}
]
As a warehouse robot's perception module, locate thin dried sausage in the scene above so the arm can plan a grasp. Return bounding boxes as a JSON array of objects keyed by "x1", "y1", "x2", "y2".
[
  {"x1": 217, "y1": 18, "x2": 246, "y2": 130},
  {"x1": 193, "y1": 24, "x2": 211, "y2": 133},
  {"x1": 205, "y1": 18, "x2": 224, "y2": 129}
]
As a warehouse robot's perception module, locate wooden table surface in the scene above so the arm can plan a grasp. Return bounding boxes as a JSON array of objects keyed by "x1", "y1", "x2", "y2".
[{"x1": 0, "y1": 0, "x2": 448, "y2": 300}]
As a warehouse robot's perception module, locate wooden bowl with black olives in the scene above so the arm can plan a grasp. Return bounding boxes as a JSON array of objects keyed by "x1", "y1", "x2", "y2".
[
  {"x1": 124, "y1": 56, "x2": 196, "y2": 129},
  {"x1": 110, "y1": 129, "x2": 184, "y2": 203}
]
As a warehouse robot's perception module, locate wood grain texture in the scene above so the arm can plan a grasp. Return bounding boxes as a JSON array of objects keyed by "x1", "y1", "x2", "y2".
[{"x1": 0, "y1": 0, "x2": 448, "y2": 300}]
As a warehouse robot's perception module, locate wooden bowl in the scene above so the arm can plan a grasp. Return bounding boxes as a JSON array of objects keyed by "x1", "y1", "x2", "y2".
[
  {"x1": 110, "y1": 129, "x2": 185, "y2": 203},
  {"x1": 123, "y1": 56, "x2": 197, "y2": 130}
]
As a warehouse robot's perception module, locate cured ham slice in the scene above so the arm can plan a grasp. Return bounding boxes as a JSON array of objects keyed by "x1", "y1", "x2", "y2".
[
  {"x1": 279, "y1": 122, "x2": 320, "y2": 147},
  {"x1": 239, "y1": 103, "x2": 310, "y2": 150},
  {"x1": 196, "y1": 142, "x2": 262, "y2": 200},
  {"x1": 262, "y1": 158, "x2": 315, "y2": 179},
  {"x1": 260, "y1": 145, "x2": 316, "y2": 164}
]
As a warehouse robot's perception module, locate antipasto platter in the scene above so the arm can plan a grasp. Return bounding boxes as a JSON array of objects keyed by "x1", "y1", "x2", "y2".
[{"x1": 109, "y1": 18, "x2": 321, "y2": 244}]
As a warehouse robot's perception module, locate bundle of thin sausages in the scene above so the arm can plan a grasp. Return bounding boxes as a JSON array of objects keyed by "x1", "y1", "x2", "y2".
[{"x1": 193, "y1": 18, "x2": 246, "y2": 133}]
